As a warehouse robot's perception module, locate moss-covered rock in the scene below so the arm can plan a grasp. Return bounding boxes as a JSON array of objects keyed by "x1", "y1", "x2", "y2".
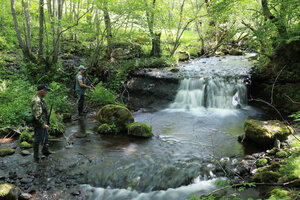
[
  {"x1": 276, "y1": 150, "x2": 289, "y2": 158},
  {"x1": 62, "y1": 113, "x2": 72, "y2": 121},
  {"x1": 268, "y1": 188, "x2": 290, "y2": 200},
  {"x1": 244, "y1": 120, "x2": 293, "y2": 146},
  {"x1": 0, "y1": 183, "x2": 21, "y2": 200},
  {"x1": 97, "y1": 104, "x2": 134, "y2": 132},
  {"x1": 268, "y1": 147, "x2": 279, "y2": 155},
  {"x1": 256, "y1": 158, "x2": 268, "y2": 167},
  {"x1": 270, "y1": 162, "x2": 281, "y2": 171},
  {"x1": 19, "y1": 141, "x2": 32, "y2": 149},
  {"x1": 253, "y1": 168, "x2": 281, "y2": 183},
  {"x1": 97, "y1": 124, "x2": 113, "y2": 134},
  {"x1": 127, "y1": 122, "x2": 153, "y2": 137},
  {"x1": 0, "y1": 149, "x2": 15, "y2": 157}
]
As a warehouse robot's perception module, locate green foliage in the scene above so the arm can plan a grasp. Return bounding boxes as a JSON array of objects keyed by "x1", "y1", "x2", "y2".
[
  {"x1": 289, "y1": 111, "x2": 300, "y2": 122},
  {"x1": 86, "y1": 82, "x2": 116, "y2": 107},
  {"x1": 0, "y1": 78, "x2": 36, "y2": 128},
  {"x1": 49, "y1": 110, "x2": 66, "y2": 135},
  {"x1": 45, "y1": 82, "x2": 72, "y2": 113}
]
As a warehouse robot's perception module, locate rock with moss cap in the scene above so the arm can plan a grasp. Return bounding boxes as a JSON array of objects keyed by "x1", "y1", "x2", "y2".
[
  {"x1": 97, "y1": 104, "x2": 134, "y2": 132},
  {"x1": 19, "y1": 141, "x2": 32, "y2": 149},
  {"x1": 0, "y1": 183, "x2": 21, "y2": 200},
  {"x1": 244, "y1": 120, "x2": 293, "y2": 146},
  {"x1": 256, "y1": 158, "x2": 268, "y2": 167},
  {"x1": 0, "y1": 148, "x2": 15, "y2": 157},
  {"x1": 128, "y1": 122, "x2": 153, "y2": 137},
  {"x1": 97, "y1": 123, "x2": 113, "y2": 134},
  {"x1": 276, "y1": 150, "x2": 289, "y2": 158},
  {"x1": 252, "y1": 167, "x2": 281, "y2": 183}
]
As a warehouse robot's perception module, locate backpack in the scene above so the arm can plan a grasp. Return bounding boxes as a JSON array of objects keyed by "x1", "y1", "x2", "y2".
[{"x1": 21, "y1": 110, "x2": 35, "y2": 124}]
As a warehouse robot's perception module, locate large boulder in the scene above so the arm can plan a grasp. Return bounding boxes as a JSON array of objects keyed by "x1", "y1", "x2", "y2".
[
  {"x1": 97, "y1": 105, "x2": 134, "y2": 132},
  {"x1": 128, "y1": 122, "x2": 153, "y2": 137},
  {"x1": 0, "y1": 183, "x2": 21, "y2": 200},
  {"x1": 244, "y1": 120, "x2": 293, "y2": 146}
]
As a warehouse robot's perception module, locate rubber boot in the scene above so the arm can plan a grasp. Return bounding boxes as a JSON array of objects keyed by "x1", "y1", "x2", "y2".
[
  {"x1": 33, "y1": 143, "x2": 40, "y2": 163},
  {"x1": 42, "y1": 143, "x2": 53, "y2": 156}
]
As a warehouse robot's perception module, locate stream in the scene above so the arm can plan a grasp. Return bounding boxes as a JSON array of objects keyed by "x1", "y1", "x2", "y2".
[{"x1": 1, "y1": 54, "x2": 265, "y2": 199}]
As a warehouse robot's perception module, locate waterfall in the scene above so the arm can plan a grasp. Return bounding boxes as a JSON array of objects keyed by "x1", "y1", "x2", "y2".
[{"x1": 169, "y1": 77, "x2": 247, "y2": 110}]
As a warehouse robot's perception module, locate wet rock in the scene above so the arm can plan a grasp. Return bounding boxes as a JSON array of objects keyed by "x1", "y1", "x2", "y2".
[
  {"x1": 19, "y1": 193, "x2": 32, "y2": 200},
  {"x1": 127, "y1": 122, "x2": 153, "y2": 137},
  {"x1": 170, "y1": 67, "x2": 179, "y2": 72},
  {"x1": 0, "y1": 148, "x2": 15, "y2": 157},
  {"x1": 253, "y1": 168, "x2": 280, "y2": 183},
  {"x1": 74, "y1": 132, "x2": 87, "y2": 138},
  {"x1": 243, "y1": 120, "x2": 293, "y2": 147},
  {"x1": 0, "y1": 183, "x2": 21, "y2": 200},
  {"x1": 97, "y1": 104, "x2": 134, "y2": 132},
  {"x1": 0, "y1": 170, "x2": 6, "y2": 179},
  {"x1": 20, "y1": 150, "x2": 31, "y2": 156},
  {"x1": 62, "y1": 113, "x2": 72, "y2": 121}
]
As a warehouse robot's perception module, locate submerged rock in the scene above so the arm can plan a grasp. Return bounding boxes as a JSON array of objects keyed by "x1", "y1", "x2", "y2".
[
  {"x1": 243, "y1": 120, "x2": 293, "y2": 146},
  {"x1": 127, "y1": 122, "x2": 153, "y2": 137},
  {"x1": 0, "y1": 148, "x2": 15, "y2": 157},
  {"x1": 97, "y1": 104, "x2": 134, "y2": 132}
]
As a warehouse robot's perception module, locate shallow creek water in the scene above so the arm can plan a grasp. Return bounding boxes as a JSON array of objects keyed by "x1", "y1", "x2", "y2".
[{"x1": 48, "y1": 54, "x2": 264, "y2": 199}]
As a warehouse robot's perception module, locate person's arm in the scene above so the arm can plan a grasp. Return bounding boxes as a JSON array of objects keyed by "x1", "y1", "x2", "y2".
[{"x1": 78, "y1": 76, "x2": 92, "y2": 89}]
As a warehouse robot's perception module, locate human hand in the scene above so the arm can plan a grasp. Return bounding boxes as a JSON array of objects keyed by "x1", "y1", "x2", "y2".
[
  {"x1": 88, "y1": 86, "x2": 92, "y2": 90},
  {"x1": 44, "y1": 125, "x2": 49, "y2": 130}
]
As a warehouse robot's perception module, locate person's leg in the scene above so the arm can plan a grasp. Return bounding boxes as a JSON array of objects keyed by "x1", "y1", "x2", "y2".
[
  {"x1": 78, "y1": 93, "x2": 84, "y2": 114},
  {"x1": 33, "y1": 127, "x2": 42, "y2": 162}
]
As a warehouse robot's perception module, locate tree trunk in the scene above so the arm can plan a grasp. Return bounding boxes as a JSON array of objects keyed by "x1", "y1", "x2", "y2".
[
  {"x1": 150, "y1": 33, "x2": 161, "y2": 57},
  {"x1": 103, "y1": 0, "x2": 113, "y2": 59},
  {"x1": 38, "y1": 0, "x2": 44, "y2": 58},
  {"x1": 10, "y1": 0, "x2": 35, "y2": 61},
  {"x1": 261, "y1": 0, "x2": 287, "y2": 39}
]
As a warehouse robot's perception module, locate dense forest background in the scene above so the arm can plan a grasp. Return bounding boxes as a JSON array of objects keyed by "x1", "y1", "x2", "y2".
[{"x1": 0, "y1": 0, "x2": 300, "y2": 128}]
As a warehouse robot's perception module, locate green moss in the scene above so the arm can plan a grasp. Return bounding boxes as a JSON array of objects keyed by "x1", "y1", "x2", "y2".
[
  {"x1": 0, "y1": 148, "x2": 15, "y2": 157},
  {"x1": 20, "y1": 129, "x2": 33, "y2": 143},
  {"x1": 20, "y1": 141, "x2": 32, "y2": 149},
  {"x1": 128, "y1": 122, "x2": 153, "y2": 137},
  {"x1": 257, "y1": 158, "x2": 268, "y2": 167},
  {"x1": 269, "y1": 147, "x2": 279, "y2": 155},
  {"x1": 97, "y1": 124, "x2": 113, "y2": 134},
  {"x1": 268, "y1": 188, "x2": 290, "y2": 200},
  {"x1": 253, "y1": 167, "x2": 280, "y2": 183},
  {"x1": 97, "y1": 104, "x2": 134, "y2": 132},
  {"x1": 270, "y1": 162, "x2": 281, "y2": 171},
  {"x1": 276, "y1": 151, "x2": 288, "y2": 158}
]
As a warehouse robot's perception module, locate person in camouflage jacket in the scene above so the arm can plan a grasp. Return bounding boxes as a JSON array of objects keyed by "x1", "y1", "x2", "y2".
[{"x1": 31, "y1": 85, "x2": 52, "y2": 162}]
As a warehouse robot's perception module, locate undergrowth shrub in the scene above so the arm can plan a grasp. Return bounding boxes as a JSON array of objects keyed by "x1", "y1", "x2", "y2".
[{"x1": 86, "y1": 82, "x2": 116, "y2": 107}]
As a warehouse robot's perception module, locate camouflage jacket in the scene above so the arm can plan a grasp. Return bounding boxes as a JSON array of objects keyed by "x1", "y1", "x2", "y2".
[{"x1": 31, "y1": 94, "x2": 49, "y2": 128}]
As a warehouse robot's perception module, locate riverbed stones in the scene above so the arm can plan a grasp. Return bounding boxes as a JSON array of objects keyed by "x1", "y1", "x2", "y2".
[
  {"x1": 0, "y1": 183, "x2": 21, "y2": 200},
  {"x1": 243, "y1": 120, "x2": 293, "y2": 146},
  {"x1": 127, "y1": 122, "x2": 153, "y2": 137},
  {"x1": 97, "y1": 104, "x2": 134, "y2": 132},
  {"x1": 0, "y1": 148, "x2": 15, "y2": 157}
]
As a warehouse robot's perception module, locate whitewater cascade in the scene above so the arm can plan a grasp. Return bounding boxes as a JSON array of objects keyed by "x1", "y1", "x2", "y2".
[{"x1": 169, "y1": 77, "x2": 247, "y2": 110}]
